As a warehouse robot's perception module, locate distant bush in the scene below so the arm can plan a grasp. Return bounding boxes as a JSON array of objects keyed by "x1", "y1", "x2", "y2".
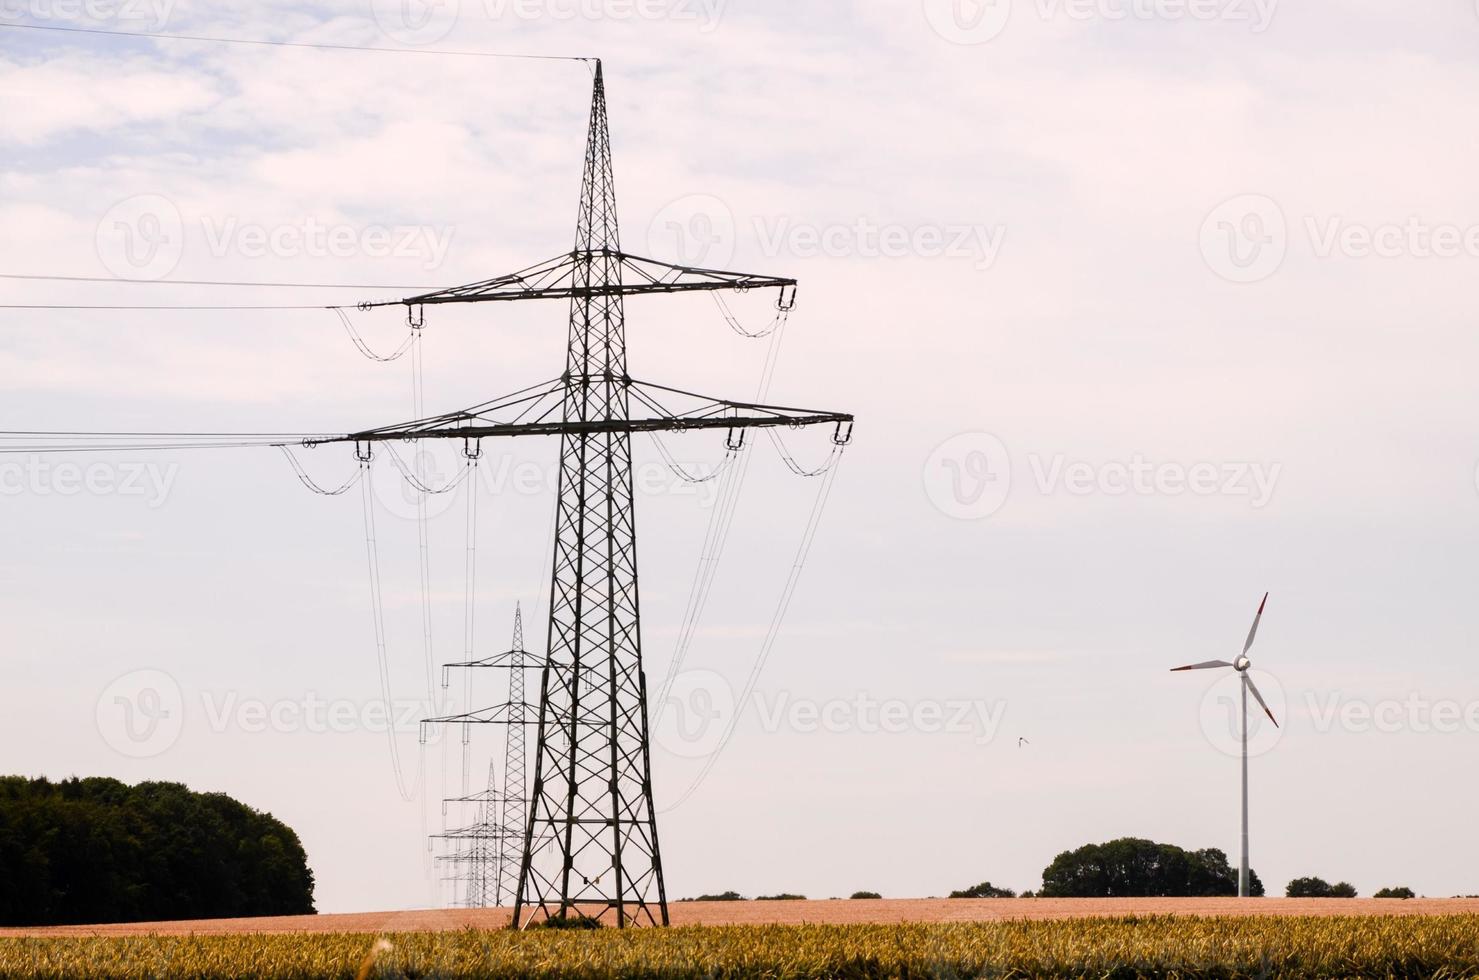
[
  {"x1": 950, "y1": 881, "x2": 1017, "y2": 899},
  {"x1": 755, "y1": 894, "x2": 807, "y2": 901},
  {"x1": 1374, "y1": 887, "x2": 1415, "y2": 899},
  {"x1": 1287, "y1": 877, "x2": 1358, "y2": 898},
  {"x1": 681, "y1": 892, "x2": 746, "y2": 902},
  {"x1": 1020, "y1": 891, "x2": 1036, "y2": 898},
  {"x1": 849, "y1": 891, "x2": 882, "y2": 900},
  {"x1": 0, "y1": 776, "x2": 314, "y2": 926}
]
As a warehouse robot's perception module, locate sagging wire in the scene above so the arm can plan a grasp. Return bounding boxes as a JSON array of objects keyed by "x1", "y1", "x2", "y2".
[
  {"x1": 278, "y1": 444, "x2": 362, "y2": 495},
  {"x1": 334, "y1": 307, "x2": 416, "y2": 362},
  {"x1": 357, "y1": 446, "x2": 425, "y2": 803},
  {"x1": 648, "y1": 432, "x2": 735, "y2": 484},
  {"x1": 765, "y1": 428, "x2": 845, "y2": 478},
  {"x1": 653, "y1": 302, "x2": 795, "y2": 720},
  {"x1": 383, "y1": 442, "x2": 476, "y2": 494},
  {"x1": 711, "y1": 286, "x2": 794, "y2": 339},
  {"x1": 460, "y1": 439, "x2": 483, "y2": 798},
  {"x1": 661, "y1": 447, "x2": 847, "y2": 814},
  {"x1": 407, "y1": 308, "x2": 441, "y2": 823}
]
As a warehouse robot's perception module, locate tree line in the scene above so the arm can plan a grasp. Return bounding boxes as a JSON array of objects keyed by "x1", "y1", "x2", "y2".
[{"x1": 0, "y1": 777, "x2": 315, "y2": 926}]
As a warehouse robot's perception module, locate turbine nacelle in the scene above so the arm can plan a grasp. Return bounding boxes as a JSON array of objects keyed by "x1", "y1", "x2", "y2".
[{"x1": 1235, "y1": 656, "x2": 1252, "y2": 673}]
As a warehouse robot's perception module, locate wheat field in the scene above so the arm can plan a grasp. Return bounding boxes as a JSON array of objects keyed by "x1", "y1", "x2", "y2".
[{"x1": 4, "y1": 915, "x2": 1479, "y2": 979}]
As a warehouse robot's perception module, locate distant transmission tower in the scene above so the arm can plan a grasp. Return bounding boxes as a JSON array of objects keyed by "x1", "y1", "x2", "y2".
[
  {"x1": 318, "y1": 60, "x2": 852, "y2": 927},
  {"x1": 432, "y1": 761, "x2": 508, "y2": 908},
  {"x1": 434, "y1": 604, "x2": 536, "y2": 907}
]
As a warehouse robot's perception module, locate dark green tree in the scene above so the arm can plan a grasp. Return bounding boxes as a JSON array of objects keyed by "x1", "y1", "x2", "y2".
[
  {"x1": 1286, "y1": 877, "x2": 1357, "y2": 898},
  {"x1": 1374, "y1": 886, "x2": 1415, "y2": 899},
  {"x1": 849, "y1": 891, "x2": 882, "y2": 900},
  {"x1": 0, "y1": 776, "x2": 315, "y2": 926},
  {"x1": 1039, "y1": 838, "x2": 1263, "y2": 897},
  {"x1": 949, "y1": 881, "x2": 1017, "y2": 898}
]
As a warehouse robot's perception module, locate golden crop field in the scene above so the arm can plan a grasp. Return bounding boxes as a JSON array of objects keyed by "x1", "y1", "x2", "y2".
[{"x1": 4, "y1": 915, "x2": 1479, "y2": 980}]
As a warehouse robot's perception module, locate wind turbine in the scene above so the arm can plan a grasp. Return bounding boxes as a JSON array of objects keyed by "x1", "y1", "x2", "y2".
[{"x1": 1171, "y1": 592, "x2": 1279, "y2": 898}]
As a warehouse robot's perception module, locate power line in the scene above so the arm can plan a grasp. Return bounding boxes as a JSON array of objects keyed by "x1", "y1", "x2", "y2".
[
  {"x1": 0, "y1": 273, "x2": 436, "y2": 289},
  {"x1": 0, "y1": 22, "x2": 593, "y2": 62},
  {"x1": 0, "y1": 304, "x2": 340, "y2": 310}
]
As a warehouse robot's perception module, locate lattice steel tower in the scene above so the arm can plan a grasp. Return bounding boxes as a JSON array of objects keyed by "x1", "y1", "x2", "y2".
[
  {"x1": 321, "y1": 60, "x2": 852, "y2": 927},
  {"x1": 432, "y1": 604, "x2": 535, "y2": 907}
]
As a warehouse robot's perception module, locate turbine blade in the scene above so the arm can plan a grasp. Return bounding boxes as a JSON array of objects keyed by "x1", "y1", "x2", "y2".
[
  {"x1": 1242, "y1": 592, "x2": 1269, "y2": 655},
  {"x1": 1245, "y1": 674, "x2": 1279, "y2": 728},
  {"x1": 1170, "y1": 660, "x2": 1234, "y2": 672}
]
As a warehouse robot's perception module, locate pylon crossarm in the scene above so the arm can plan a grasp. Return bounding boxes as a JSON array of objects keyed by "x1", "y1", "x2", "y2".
[
  {"x1": 422, "y1": 702, "x2": 607, "y2": 729},
  {"x1": 303, "y1": 377, "x2": 852, "y2": 449},
  {"x1": 442, "y1": 650, "x2": 550, "y2": 672},
  {"x1": 355, "y1": 250, "x2": 796, "y2": 309}
]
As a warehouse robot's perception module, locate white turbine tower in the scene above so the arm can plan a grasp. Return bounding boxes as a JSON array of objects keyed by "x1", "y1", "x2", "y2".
[{"x1": 1171, "y1": 592, "x2": 1280, "y2": 898}]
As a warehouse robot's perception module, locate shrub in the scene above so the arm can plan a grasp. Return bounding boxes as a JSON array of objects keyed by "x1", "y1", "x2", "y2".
[
  {"x1": 1374, "y1": 886, "x2": 1415, "y2": 899},
  {"x1": 950, "y1": 882, "x2": 1017, "y2": 898},
  {"x1": 849, "y1": 891, "x2": 882, "y2": 900},
  {"x1": 1286, "y1": 877, "x2": 1358, "y2": 898}
]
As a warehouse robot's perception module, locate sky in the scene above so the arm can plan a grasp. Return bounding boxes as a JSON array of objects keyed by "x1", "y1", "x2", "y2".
[{"x1": 3, "y1": 0, "x2": 1479, "y2": 913}]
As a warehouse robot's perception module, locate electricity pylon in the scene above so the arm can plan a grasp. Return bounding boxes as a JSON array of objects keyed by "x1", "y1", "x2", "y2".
[
  {"x1": 432, "y1": 762, "x2": 514, "y2": 908},
  {"x1": 432, "y1": 604, "x2": 537, "y2": 907},
  {"x1": 316, "y1": 60, "x2": 852, "y2": 927}
]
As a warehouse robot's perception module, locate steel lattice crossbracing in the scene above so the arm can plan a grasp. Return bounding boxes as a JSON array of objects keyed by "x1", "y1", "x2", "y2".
[
  {"x1": 521, "y1": 63, "x2": 666, "y2": 928},
  {"x1": 317, "y1": 61, "x2": 852, "y2": 927}
]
